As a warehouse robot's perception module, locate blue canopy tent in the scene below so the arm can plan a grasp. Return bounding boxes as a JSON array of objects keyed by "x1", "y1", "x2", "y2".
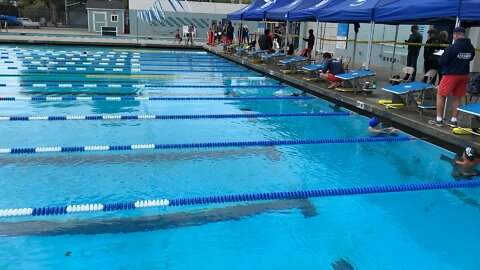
[
  {"x1": 227, "y1": 0, "x2": 264, "y2": 20},
  {"x1": 243, "y1": 0, "x2": 295, "y2": 21},
  {"x1": 265, "y1": 0, "x2": 306, "y2": 22},
  {"x1": 314, "y1": 0, "x2": 387, "y2": 69},
  {"x1": 0, "y1": 15, "x2": 22, "y2": 26},
  {"x1": 459, "y1": 0, "x2": 480, "y2": 20},
  {"x1": 288, "y1": 0, "x2": 347, "y2": 21},
  {"x1": 374, "y1": 0, "x2": 459, "y2": 24}
]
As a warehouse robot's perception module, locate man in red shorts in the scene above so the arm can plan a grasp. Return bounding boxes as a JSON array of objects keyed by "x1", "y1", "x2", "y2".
[
  {"x1": 319, "y1": 52, "x2": 345, "y2": 89},
  {"x1": 429, "y1": 27, "x2": 475, "y2": 127}
]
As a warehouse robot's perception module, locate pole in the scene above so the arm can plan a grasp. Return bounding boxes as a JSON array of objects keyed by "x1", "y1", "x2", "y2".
[
  {"x1": 239, "y1": 20, "x2": 243, "y2": 44},
  {"x1": 285, "y1": 19, "x2": 289, "y2": 52},
  {"x1": 352, "y1": 31, "x2": 357, "y2": 70},
  {"x1": 455, "y1": 17, "x2": 461, "y2": 27},
  {"x1": 314, "y1": 18, "x2": 319, "y2": 63},
  {"x1": 136, "y1": 11, "x2": 139, "y2": 44},
  {"x1": 321, "y1": 22, "x2": 326, "y2": 51},
  {"x1": 390, "y1": 24, "x2": 399, "y2": 77},
  {"x1": 365, "y1": 21, "x2": 375, "y2": 70},
  {"x1": 64, "y1": 0, "x2": 68, "y2": 27}
]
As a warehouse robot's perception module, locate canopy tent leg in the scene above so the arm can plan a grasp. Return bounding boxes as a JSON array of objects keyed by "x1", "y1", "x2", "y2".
[
  {"x1": 136, "y1": 13, "x2": 139, "y2": 44},
  {"x1": 365, "y1": 21, "x2": 375, "y2": 71},
  {"x1": 455, "y1": 17, "x2": 461, "y2": 27},
  {"x1": 314, "y1": 18, "x2": 319, "y2": 63},
  {"x1": 285, "y1": 20, "x2": 289, "y2": 53},
  {"x1": 390, "y1": 24, "x2": 399, "y2": 77},
  {"x1": 239, "y1": 20, "x2": 244, "y2": 44},
  {"x1": 321, "y1": 22, "x2": 327, "y2": 53},
  {"x1": 352, "y1": 27, "x2": 358, "y2": 70}
]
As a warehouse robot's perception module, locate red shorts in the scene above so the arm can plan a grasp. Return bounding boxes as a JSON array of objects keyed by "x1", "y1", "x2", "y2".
[
  {"x1": 327, "y1": 73, "x2": 342, "y2": 83},
  {"x1": 438, "y1": 74, "x2": 469, "y2": 97}
]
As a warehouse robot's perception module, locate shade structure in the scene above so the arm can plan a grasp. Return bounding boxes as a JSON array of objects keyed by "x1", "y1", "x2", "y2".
[
  {"x1": 316, "y1": 0, "x2": 385, "y2": 22},
  {"x1": 0, "y1": 15, "x2": 22, "y2": 26},
  {"x1": 288, "y1": 0, "x2": 349, "y2": 21},
  {"x1": 459, "y1": 0, "x2": 480, "y2": 20},
  {"x1": 227, "y1": 0, "x2": 264, "y2": 20},
  {"x1": 373, "y1": 0, "x2": 459, "y2": 24},
  {"x1": 265, "y1": 0, "x2": 308, "y2": 21},
  {"x1": 243, "y1": 0, "x2": 295, "y2": 21}
]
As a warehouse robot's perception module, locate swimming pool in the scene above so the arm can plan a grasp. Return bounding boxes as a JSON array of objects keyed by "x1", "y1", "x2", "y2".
[{"x1": 0, "y1": 44, "x2": 479, "y2": 270}]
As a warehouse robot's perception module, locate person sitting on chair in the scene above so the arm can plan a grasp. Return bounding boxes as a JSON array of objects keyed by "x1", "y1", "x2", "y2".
[{"x1": 319, "y1": 53, "x2": 345, "y2": 89}]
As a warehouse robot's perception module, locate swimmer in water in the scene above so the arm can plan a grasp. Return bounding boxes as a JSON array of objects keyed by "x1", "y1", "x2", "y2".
[
  {"x1": 368, "y1": 117, "x2": 398, "y2": 135},
  {"x1": 454, "y1": 147, "x2": 480, "y2": 177}
]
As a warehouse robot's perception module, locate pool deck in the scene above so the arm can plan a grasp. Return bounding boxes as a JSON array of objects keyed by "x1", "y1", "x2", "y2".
[{"x1": 1, "y1": 28, "x2": 479, "y2": 152}]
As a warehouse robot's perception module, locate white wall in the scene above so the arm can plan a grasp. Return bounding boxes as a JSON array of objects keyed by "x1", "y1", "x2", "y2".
[{"x1": 129, "y1": 0, "x2": 246, "y2": 14}]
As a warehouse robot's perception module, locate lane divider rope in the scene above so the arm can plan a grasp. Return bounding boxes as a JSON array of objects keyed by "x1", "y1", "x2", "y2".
[
  {"x1": 1, "y1": 179, "x2": 477, "y2": 218},
  {"x1": 0, "y1": 96, "x2": 312, "y2": 102},
  {"x1": 0, "y1": 112, "x2": 351, "y2": 122},
  {"x1": 0, "y1": 83, "x2": 283, "y2": 89},
  {"x1": 0, "y1": 136, "x2": 413, "y2": 155},
  {"x1": 0, "y1": 67, "x2": 251, "y2": 73}
]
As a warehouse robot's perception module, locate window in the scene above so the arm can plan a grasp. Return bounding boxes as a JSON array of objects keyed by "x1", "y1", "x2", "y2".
[{"x1": 111, "y1": 15, "x2": 118, "y2": 22}]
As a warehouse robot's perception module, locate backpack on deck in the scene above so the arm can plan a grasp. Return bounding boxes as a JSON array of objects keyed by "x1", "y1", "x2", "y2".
[{"x1": 467, "y1": 74, "x2": 480, "y2": 95}]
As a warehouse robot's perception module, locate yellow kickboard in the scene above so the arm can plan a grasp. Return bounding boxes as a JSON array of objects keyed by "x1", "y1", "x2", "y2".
[
  {"x1": 378, "y1": 100, "x2": 393, "y2": 105},
  {"x1": 385, "y1": 103, "x2": 405, "y2": 109},
  {"x1": 452, "y1": 128, "x2": 475, "y2": 135},
  {"x1": 304, "y1": 78, "x2": 317, "y2": 82}
]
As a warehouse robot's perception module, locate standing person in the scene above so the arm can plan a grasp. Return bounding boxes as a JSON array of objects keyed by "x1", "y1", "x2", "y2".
[
  {"x1": 185, "y1": 24, "x2": 194, "y2": 45},
  {"x1": 226, "y1": 21, "x2": 234, "y2": 45},
  {"x1": 208, "y1": 22, "x2": 216, "y2": 46},
  {"x1": 302, "y1": 29, "x2": 315, "y2": 59},
  {"x1": 405, "y1": 25, "x2": 423, "y2": 82},
  {"x1": 258, "y1": 29, "x2": 273, "y2": 53},
  {"x1": 424, "y1": 29, "x2": 439, "y2": 74},
  {"x1": 437, "y1": 31, "x2": 450, "y2": 82},
  {"x1": 242, "y1": 25, "x2": 250, "y2": 44},
  {"x1": 428, "y1": 27, "x2": 475, "y2": 127},
  {"x1": 216, "y1": 22, "x2": 223, "y2": 44}
]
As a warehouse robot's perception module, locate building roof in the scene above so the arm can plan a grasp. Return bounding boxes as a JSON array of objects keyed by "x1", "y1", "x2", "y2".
[{"x1": 86, "y1": 0, "x2": 124, "y2": 10}]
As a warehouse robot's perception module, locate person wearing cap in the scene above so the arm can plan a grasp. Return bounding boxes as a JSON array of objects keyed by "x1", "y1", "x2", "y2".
[
  {"x1": 405, "y1": 25, "x2": 423, "y2": 82},
  {"x1": 429, "y1": 27, "x2": 475, "y2": 127},
  {"x1": 368, "y1": 117, "x2": 398, "y2": 135},
  {"x1": 424, "y1": 29, "x2": 440, "y2": 80},
  {"x1": 455, "y1": 147, "x2": 480, "y2": 177}
]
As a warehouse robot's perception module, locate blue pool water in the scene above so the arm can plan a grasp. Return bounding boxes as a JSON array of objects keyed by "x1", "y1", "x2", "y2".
[{"x1": 0, "y1": 44, "x2": 479, "y2": 269}]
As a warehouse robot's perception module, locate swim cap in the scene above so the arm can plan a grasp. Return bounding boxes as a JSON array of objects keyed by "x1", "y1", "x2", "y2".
[
  {"x1": 465, "y1": 147, "x2": 477, "y2": 160},
  {"x1": 369, "y1": 117, "x2": 380, "y2": 127}
]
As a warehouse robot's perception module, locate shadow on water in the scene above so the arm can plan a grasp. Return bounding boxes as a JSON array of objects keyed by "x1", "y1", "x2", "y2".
[
  {"x1": 0, "y1": 147, "x2": 282, "y2": 167},
  {"x1": 332, "y1": 258, "x2": 355, "y2": 270},
  {"x1": 0, "y1": 199, "x2": 318, "y2": 237}
]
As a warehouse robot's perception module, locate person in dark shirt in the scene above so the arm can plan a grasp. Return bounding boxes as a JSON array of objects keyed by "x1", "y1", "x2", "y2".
[
  {"x1": 424, "y1": 29, "x2": 439, "y2": 74},
  {"x1": 302, "y1": 29, "x2": 315, "y2": 59},
  {"x1": 319, "y1": 52, "x2": 345, "y2": 89},
  {"x1": 226, "y1": 21, "x2": 234, "y2": 45},
  {"x1": 258, "y1": 29, "x2": 273, "y2": 53},
  {"x1": 428, "y1": 27, "x2": 475, "y2": 127},
  {"x1": 405, "y1": 25, "x2": 423, "y2": 81}
]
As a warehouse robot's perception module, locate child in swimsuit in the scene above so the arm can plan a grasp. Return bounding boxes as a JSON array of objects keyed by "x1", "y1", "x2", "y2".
[{"x1": 455, "y1": 147, "x2": 480, "y2": 177}]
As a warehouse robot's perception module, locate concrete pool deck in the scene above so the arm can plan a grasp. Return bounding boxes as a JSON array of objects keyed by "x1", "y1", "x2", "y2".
[{"x1": 0, "y1": 28, "x2": 478, "y2": 152}]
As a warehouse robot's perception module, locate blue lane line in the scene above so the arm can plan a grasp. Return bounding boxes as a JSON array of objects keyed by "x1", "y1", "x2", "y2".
[
  {"x1": 1, "y1": 67, "x2": 252, "y2": 73},
  {"x1": 0, "y1": 112, "x2": 351, "y2": 122},
  {"x1": 0, "y1": 136, "x2": 414, "y2": 155},
  {"x1": 0, "y1": 96, "x2": 313, "y2": 102}
]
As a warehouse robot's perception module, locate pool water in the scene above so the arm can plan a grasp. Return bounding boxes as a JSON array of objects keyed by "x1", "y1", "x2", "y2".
[{"x1": 0, "y1": 44, "x2": 479, "y2": 270}]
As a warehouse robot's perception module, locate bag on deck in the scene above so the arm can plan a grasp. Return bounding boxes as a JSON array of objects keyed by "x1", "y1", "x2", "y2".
[{"x1": 467, "y1": 74, "x2": 480, "y2": 95}]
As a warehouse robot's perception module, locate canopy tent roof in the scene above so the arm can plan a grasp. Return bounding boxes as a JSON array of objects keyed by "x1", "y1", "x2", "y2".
[
  {"x1": 0, "y1": 15, "x2": 22, "y2": 26},
  {"x1": 288, "y1": 0, "x2": 348, "y2": 21},
  {"x1": 373, "y1": 0, "x2": 459, "y2": 24},
  {"x1": 227, "y1": 0, "x2": 264, "y2": 20},
  {"x1": 316, "y1": 0, "x2": 384, "y2": 22},
  {"x1": 265, "y1": 0, "x2": 308, "y2": 21},
  {"x1": 459, "y1": 0, "x2": 480, "y2": 20},
  {"x1": 243, "y1": 0, "x2": 295, "y2": 21}
]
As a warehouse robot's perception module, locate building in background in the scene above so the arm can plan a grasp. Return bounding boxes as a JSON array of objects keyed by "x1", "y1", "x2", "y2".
[
  {"x1": 87, "y1": 0, "x2": 125, "y2": 33},
  {"x1": 129, "y1": 0, "x2": 257, "y2": 39}
]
